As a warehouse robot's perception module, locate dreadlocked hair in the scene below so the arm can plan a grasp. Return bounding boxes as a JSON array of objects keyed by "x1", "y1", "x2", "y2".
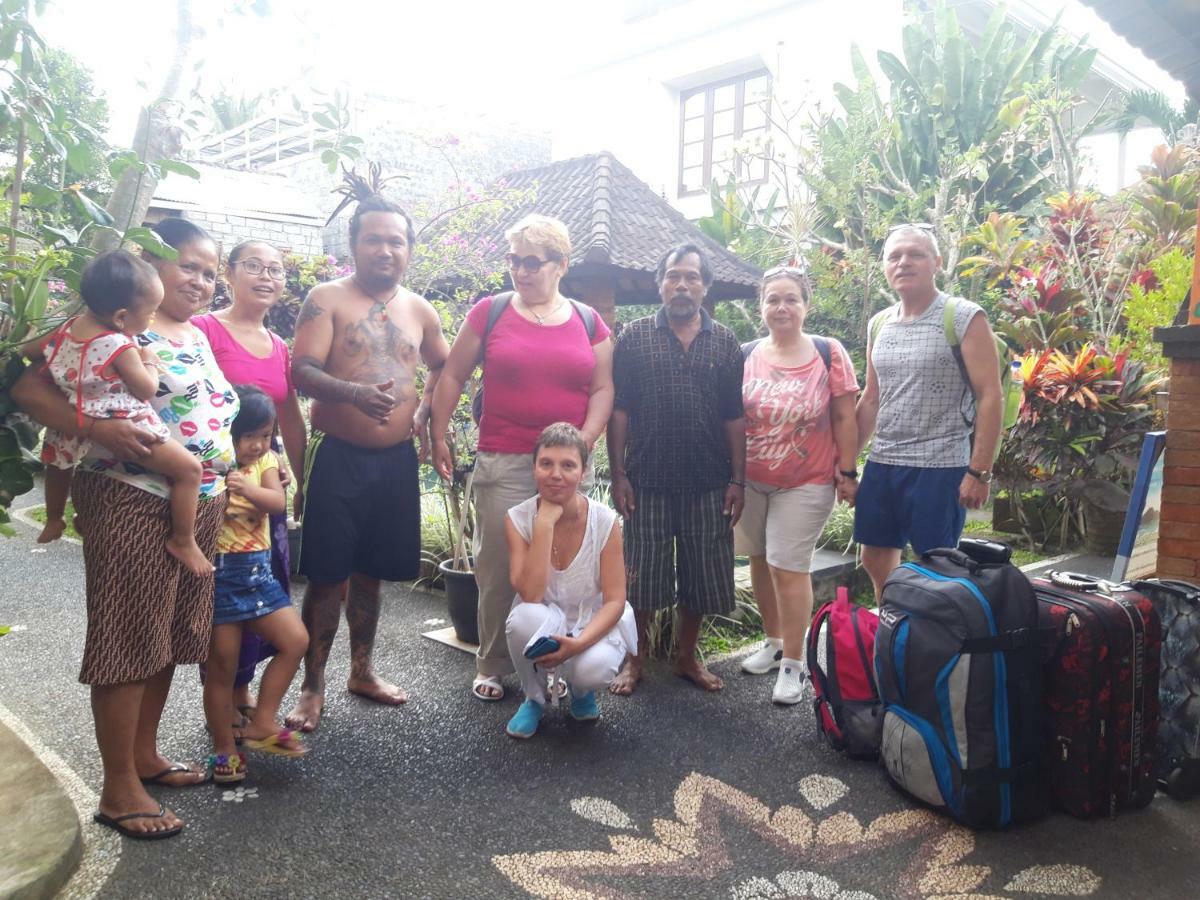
[{"x1": 326, "y1": 162, "x2": 416, "y2": 249}]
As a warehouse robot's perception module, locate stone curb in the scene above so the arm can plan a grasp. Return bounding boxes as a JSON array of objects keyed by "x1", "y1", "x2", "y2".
[{"x1": 0, "y1": 718, "x2": 82, "y2": 900}]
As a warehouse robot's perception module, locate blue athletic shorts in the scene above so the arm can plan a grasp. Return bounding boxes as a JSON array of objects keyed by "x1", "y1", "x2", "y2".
[{"x1": 852, "y1": 461, "x2": 967, "y2": 554}]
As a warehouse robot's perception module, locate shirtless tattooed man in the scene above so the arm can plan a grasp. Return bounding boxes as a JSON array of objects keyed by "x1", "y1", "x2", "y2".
[{"x1": 286, "y1": 196, "x2": 449, "y2": 732}]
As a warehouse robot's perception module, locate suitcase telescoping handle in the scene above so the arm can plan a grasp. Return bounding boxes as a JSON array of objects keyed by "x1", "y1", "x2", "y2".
[
  {"x1": 957, "y1": 538, "x2": 1013, "y2": 565},
  {"x1": 924, "y1": 547, "x2": 980, "y2": 573}
]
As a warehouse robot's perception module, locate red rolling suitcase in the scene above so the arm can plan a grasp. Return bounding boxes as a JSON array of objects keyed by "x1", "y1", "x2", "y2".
[{"x1": 1033, "y1": 572, "x2": 1161, "y2": 818}]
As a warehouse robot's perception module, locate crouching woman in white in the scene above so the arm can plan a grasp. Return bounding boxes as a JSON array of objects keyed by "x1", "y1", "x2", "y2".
[{"x1": 504, "y1": 422, "x2": 636, "y2": 739}]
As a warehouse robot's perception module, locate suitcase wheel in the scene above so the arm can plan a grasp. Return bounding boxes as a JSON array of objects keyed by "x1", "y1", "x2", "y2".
[{"x1": 1164, "y1": 765, "x2": 1200, "y2": 800}]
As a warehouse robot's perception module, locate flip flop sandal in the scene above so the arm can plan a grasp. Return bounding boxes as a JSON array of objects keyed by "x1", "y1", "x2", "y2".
[
  {"x1": 209, "y1": 752, "x2": 248, "y2": 784},
  {"x1": 472, "y1": 675, "x2": 505, "y2": 702},
  {"x1": 93, "y1": 803, "x2": 183, "y2": 840},
  {"x1": 140, "y1": 763, "x2": 211, "y2": 787},
  {"x1": 243, "y1": 728, "x2": 308, "y2": 758}
]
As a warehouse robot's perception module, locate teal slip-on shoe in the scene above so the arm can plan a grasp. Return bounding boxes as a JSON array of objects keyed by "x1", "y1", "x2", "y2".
[
  {"x1": 568, "y1": 688, "x2": 600, "y2": 721},
  {"x1": 505, "y1": 699, "x2": 544, "y2": 739}
]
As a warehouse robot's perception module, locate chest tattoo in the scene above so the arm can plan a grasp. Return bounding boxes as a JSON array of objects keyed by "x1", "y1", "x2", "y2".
[{"x1": 339, "y1": 303, "x2": 418, "y2": 397}]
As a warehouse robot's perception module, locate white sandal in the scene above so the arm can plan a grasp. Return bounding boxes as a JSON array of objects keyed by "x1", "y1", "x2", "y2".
[{"x1": 472, "y1": 675, "x2": 505, "y2": 702}]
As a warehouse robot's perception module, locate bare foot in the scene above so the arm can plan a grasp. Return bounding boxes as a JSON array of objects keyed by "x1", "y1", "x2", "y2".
[
  {"x1": 347, "y1": 674, "x2": 408, "y2": 705},
  {"x1": 609, "y1": 658, "x2": 643, "y2": 696},
  {"x1": 285, "y1": 690, "x2": 325, "y2": 732},
  {"x1": 675, "y1": 657, "x2": 724, "y2": 692},
  {"x1": 37, "y1": 517, "x2": 67, "y2": 543},
  {"x1": 166, "y1": 536, "x2": 214, "y2": 577}
]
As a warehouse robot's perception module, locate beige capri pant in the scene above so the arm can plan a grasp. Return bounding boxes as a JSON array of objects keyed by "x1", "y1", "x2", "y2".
[{"x1": 734, "y1": 480, "x2": 836, "y2": 573}]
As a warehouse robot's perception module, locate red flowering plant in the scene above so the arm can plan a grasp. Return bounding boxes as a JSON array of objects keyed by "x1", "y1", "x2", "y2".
[{"x1": 997, "y1": 344, "x2": 1164, "y2": 546}]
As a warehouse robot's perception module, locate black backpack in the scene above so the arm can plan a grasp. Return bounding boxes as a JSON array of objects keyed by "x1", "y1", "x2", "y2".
[
  {"x1": 874, "y1": 542, "x2": 1046, "y2": 829},
  {"x1": 471, "y1": 292, "x2": 598, "y2": 423},
  {"x1": 742, "y1": 335, "x2": 831, "y2": 368}
]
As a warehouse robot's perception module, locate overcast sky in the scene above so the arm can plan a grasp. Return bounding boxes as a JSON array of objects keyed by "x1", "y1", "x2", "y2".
[{"x1": 36, "y1": 0, "x2": 1184, "y2": 148}]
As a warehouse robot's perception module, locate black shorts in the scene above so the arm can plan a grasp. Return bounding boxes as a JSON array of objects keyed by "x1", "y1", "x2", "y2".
[{"x1": 299, "y1": 434, "x2": 420, "y2": 584}]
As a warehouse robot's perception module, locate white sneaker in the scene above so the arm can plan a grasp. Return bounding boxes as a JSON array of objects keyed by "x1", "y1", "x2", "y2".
[
  {"x1": 741, "y1": 639, "x2": 783, "y2": 674},
  {"x1": 772, "y1": 659, "x2": 806, "y2": 705}
]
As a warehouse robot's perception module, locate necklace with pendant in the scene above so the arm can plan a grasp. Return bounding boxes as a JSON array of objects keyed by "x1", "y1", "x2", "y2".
[
  {"x1": 355, "y1": 278, "x2": 401, "y2": 318},
  {"x1": 522, "y1": 296, "x2": 565, "y2": 325}
]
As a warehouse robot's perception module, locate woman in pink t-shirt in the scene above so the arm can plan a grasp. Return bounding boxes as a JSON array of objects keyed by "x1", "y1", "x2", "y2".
[
  {"x1": 735, "y1": 266, "x2": 859, "y2": 705},
  {"x1": 193, "y1": 241, "x2": 308, "y2": 728},
  {"x1": 430, "y1": 215, "x2": 614, "y2": 702}
]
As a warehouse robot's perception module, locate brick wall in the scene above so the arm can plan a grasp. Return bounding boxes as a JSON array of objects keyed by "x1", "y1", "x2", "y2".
[
  {"x1": 180, "y1": 210, "x2": 325, "y2": 258},
  {"x1": 1155, "y1": 339, "x2": 1200, "y2": 577}
]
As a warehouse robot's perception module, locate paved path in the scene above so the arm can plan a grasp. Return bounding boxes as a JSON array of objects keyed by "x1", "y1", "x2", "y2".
[{"x1": 2, "y1": 506, "x2": 1199, "y2": 900}]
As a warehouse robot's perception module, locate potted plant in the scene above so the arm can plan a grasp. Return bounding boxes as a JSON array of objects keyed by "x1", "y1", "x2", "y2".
[{"x1": 424, "y1": 412, "x2": 481, "y2": 645}]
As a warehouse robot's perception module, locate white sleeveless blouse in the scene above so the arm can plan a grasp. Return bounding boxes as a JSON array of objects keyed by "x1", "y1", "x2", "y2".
[{"x1": 507, "y1": 494, "x2": 618, "y2": 633}]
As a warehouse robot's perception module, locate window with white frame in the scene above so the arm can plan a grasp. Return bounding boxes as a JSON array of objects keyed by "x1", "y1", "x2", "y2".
[{"x1": 678, "y1": 70, "x2": 771, "y2": 197}]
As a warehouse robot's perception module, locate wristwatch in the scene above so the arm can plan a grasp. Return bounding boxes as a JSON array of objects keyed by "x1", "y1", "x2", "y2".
[
  {"x1": 839, "y1": 468, "x2": 859, "y2": 480},
  {"x1": 966, "y1": 467, "x2": 993, "y2": 484}
]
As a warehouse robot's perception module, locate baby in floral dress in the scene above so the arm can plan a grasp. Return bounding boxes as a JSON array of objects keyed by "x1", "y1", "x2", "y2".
[{"x1": 36, "y1": 251, "x2": 212, "y2": 576}]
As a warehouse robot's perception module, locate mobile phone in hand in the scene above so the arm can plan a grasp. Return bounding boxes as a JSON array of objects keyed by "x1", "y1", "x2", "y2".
[{"x1": 524, "y1": 636, "x2": 560, "y2": 659}]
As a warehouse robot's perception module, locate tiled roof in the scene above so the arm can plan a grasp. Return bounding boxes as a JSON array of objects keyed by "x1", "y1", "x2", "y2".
[
  {"x1": 1080, "y1": 0, "x2": 1200, "y2": 102},
  {"x1": 485, "y1": 152, "x2": 761, "y2": 303}
]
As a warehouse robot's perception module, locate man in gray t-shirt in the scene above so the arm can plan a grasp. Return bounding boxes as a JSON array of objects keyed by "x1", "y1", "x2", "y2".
[{"x1": 852, "y1": 226, "x2": 1002, "y2": 600}]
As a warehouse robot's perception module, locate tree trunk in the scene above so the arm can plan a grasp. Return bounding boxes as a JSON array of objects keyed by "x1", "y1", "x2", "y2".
[{"x1": 92, "y1": 0, "x2": 194, "y2": 251}]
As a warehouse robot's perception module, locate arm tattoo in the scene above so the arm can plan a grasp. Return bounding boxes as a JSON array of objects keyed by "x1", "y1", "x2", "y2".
[
  {"x1": 293, "y1": 355, "x2": 359, "y2": 404},
  {"x1": 295, "y1": 298, "x2": 326, "y2": 330}
]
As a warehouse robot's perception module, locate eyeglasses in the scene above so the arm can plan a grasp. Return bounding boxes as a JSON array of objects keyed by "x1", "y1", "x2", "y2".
[
  {"x1": 505, "y1": 252, "x2": 560, "y2": 274},
  {"x1": 232, "y1": 259, "x2": 286, "y2": 280},
  {"x1": 886, "y1": 223, "x2": 936, "y2": 234}
]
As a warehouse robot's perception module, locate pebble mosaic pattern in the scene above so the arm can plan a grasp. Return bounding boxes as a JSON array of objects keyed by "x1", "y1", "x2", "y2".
[
  {"x1": 492, "y1": 772, "x2": 1103, "y2": 900},
  {"x1": 221, "y1": 786, "x2": 259, "y2": 803}
]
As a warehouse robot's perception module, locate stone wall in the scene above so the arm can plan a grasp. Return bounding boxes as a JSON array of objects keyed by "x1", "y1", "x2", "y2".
[{"x1": 146, "y1": 208, "x2": 324, "y2": 259}]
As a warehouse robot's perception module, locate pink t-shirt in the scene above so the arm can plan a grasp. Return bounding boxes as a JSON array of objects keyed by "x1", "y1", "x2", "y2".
[
  {"x1": 466, "y1": 296, "x2": 610, "y2": 454},
  {"x1": 192, "y1": 313, "x2": 292, "y2": 405},
  {"x1": 743, "y1": 337, "x2": 860, "y2": 487}
]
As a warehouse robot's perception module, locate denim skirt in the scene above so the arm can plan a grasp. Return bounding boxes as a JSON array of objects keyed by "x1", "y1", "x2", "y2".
[{"x1": 213, "y1": 549, "x2": 292, "y2": 626}]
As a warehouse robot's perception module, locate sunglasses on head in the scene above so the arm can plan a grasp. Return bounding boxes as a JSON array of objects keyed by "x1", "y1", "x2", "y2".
[
  {"x1": 505, "y1": 252, "x2": 561, "y2": 274},
  {"x1": 886, "y1": 223, "x2": 936, "y2": 234},
  {"x1": 762, "y1": 264, "x2": 809, "y2": 279}
]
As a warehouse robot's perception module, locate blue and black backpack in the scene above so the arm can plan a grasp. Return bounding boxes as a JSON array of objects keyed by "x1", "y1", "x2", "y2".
[{"x1": 874, "y1": 542, "x2": 1046, "y2": 829}]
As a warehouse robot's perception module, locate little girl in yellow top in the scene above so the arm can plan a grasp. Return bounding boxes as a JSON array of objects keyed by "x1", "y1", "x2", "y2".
[{"x1": 204, "y1": 385, "x2": 310, "y2": 783}]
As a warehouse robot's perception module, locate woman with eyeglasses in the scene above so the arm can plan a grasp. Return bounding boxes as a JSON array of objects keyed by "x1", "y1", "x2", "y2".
[
  {"x1": 431, "y1": 214, "x2": 614, "y2": 703},
  {"x1": 193, "y1": 241, "x2": 308, "y2": 732},
  {"x1": 736, "y1": 265, "x2": 859, "y2": 705}
]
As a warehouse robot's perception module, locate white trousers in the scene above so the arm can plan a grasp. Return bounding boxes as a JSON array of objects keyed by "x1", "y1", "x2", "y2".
[{"x1": 505, "y1": 601, "x2": 630, "y2": 705}]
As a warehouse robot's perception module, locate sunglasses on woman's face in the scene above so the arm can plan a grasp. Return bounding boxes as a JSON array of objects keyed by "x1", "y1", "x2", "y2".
[{"x1": 505, "y1": 252, "x2": 560, "y2": 274}]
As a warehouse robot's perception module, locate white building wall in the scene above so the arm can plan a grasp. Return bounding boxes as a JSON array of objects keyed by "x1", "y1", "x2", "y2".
[
  {"x1": 553, "y1": 0, "x2": 1180, "y2": 217},
  {"x1": 553, "y1": 0, "x2": 903, "y2": 218}
]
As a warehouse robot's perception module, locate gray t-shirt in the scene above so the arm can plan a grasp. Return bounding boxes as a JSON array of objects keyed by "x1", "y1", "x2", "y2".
[{"x1": 868, "y1": 292, "x2": 984, "y2": 467}]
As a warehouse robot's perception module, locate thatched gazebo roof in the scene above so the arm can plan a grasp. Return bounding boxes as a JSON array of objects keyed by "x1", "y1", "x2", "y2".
[{"x1": 479, "y1": 152, "x2": 761, "y2": 305}]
